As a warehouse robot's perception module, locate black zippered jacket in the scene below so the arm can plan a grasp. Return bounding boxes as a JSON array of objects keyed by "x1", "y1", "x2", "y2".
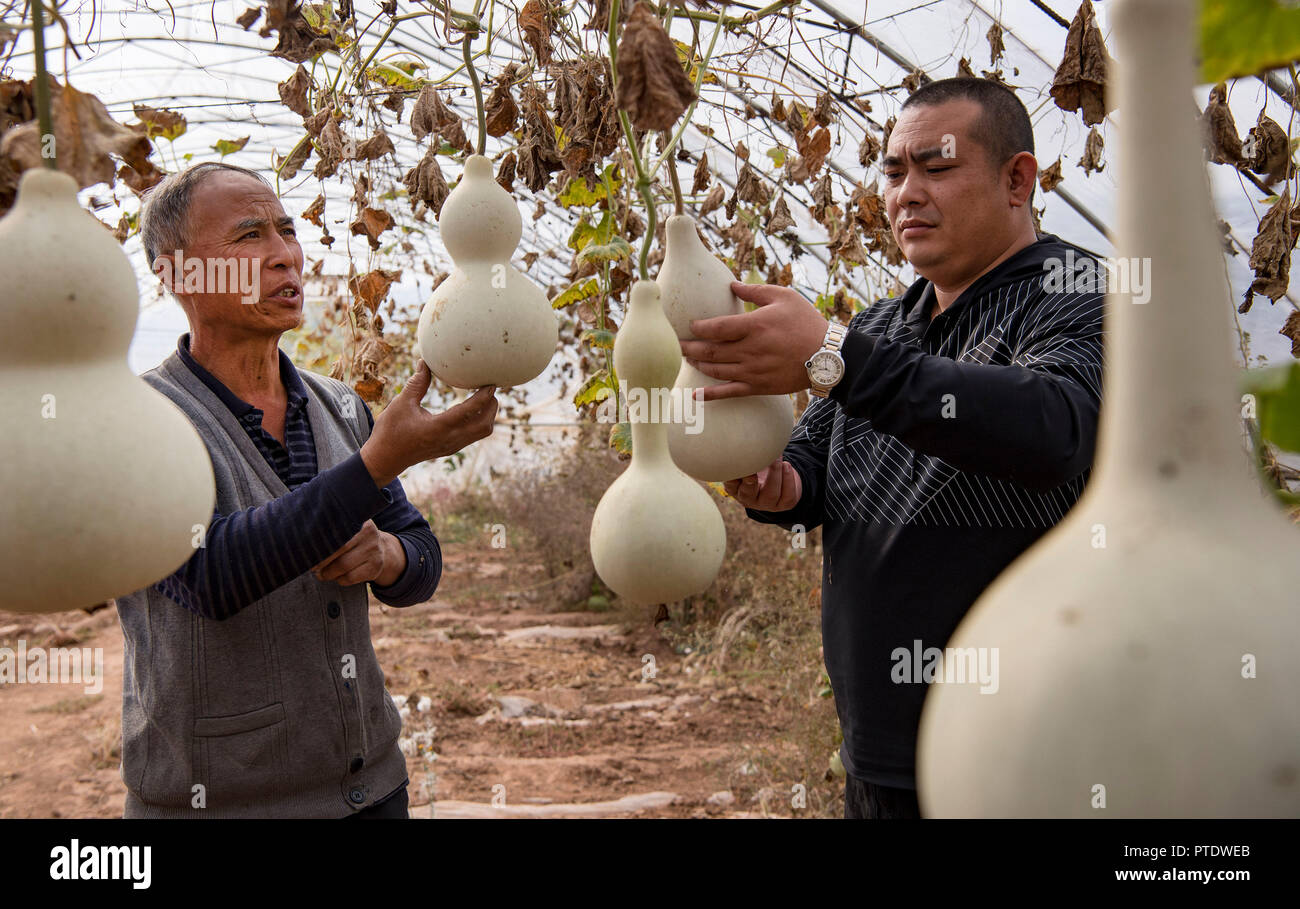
[{"x1": 748, "y1": 233, "x2": 1106, "y2": 788}]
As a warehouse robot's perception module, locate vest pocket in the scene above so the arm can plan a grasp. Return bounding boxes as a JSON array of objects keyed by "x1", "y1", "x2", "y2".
[{"x1": 194, "y1": 702, "x2": 290, "y2": 810}]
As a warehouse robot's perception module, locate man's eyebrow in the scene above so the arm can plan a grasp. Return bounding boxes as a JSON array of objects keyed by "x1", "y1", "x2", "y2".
[
  {"x1": 230, "y1": 215, "x2": 294, "y2": 233},
  {"x1": 881, "y1": 146, "x2": 952, "y2": 168}
]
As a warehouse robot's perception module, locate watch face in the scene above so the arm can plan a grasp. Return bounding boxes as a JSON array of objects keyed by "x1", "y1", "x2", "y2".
[{"x1": 808, "y1": 351, "x2": 844, "y2": 386}]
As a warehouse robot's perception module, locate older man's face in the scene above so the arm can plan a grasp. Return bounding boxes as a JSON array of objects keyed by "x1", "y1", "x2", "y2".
[
  {"x1": 169, "y1": 171, "x2": 305, "y2": 335},
  {"x1": 882, "y1": 98, "x2": 1026, "y2": 290}
]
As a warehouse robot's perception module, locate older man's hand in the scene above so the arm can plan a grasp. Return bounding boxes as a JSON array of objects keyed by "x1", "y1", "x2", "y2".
[
  {"x1": 313, "y1": 519, "x2": 406, "y2": 587},
  {"x1": 724, "y1": 458, "x2": 802, "y2": 512},
  {"x1": 679, "y1": 281, "x2": 829, "y2": 402}
]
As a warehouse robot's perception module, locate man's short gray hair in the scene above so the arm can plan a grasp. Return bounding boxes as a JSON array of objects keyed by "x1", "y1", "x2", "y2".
[{"x1": 139, "y1": 162, "x2": 272, "y2": 267}]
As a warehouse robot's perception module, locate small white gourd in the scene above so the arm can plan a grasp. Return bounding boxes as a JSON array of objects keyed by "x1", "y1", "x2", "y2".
[
  {"x1": 656, "y1": 214, "x2": 793, "y2": 481},
  {"x1": 917, "y1": 0, "x2": 1300, "y2": 817},
  {"x1": 0, "y1": 168, "x2": 215, "y2": 613},
  {"x1": 589, "y1": 280, "x2": 725, "y2": 603},
  {"x1": 416, "y1": 154, "x2": 558, "y2": 388}
]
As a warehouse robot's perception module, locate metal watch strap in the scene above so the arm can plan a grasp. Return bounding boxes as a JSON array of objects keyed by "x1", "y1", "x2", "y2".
[{"x1": 809, "y1": 322, "x2": 847, "y2": 398}]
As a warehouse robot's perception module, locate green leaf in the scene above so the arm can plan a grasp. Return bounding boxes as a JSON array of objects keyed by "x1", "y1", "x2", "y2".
[
  {"x1": 558, "y1": 176, "x2": 606, "y2": 208},
  {"x1": 366, "y1": 60, "x2": 425, "y2": 90},
  {"x1": 766, "y1": 145, "x2": 787, "y2": 167},
  {"x1": 609, "y1": 421, "x2": 632, "y2": 456},
  {"x1": 568, "y1": 210, "x2": 616, "y2": 252},
  {"x1": 581, "y1": 328, "x2": 616, "y2": 349},
  {"x1": 552, "y1": 278, "x2": 601, "y2": 309},
  {"x1": 1244, "y1": 361, "x2": 1300, "y2": 452},
  {"x1": 1200, "y1": 0, "x2": 1300, "y2": 83},
  {"x1": 672, "y1": 38, "x2": 719, "y2": 85},
  {"x1": 213, "y1": 136, "x2": 250, "y2": 158},
  {"x1": 579, "y1": 236, "x2": 632, "y2": 265},
  {"x1": 574, "y1": 369, "x2": 615, "y2": 407}
]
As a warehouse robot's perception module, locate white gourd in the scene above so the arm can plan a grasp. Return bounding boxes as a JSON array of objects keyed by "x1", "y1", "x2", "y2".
[
  {"x1": 416, "y1": 155, "x2": 558, "y2": 388},
  {"x1": 589, "y1": 280, "x2": 725, "y2": 603},
  {"x1": 917, "y1": 0, "x2": 1300, "y2": 817},
  {"x1": 0, "y1": 168, "x2": 215, "y2": 613},
  {"x1": 657, "y1": 214, "x2": 793, "y2": 481}
]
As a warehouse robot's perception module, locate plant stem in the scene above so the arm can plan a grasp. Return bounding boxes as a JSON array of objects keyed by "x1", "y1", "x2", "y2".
[
  {"x1": 463, "y1": 30, "x2": 486, "y2": 155},
  {"x1": 666, "y1": 145, "x2": 683, "y2": 215},
  {"x1": 30, "y1": 0, "x2": 55, "y2": 170}
]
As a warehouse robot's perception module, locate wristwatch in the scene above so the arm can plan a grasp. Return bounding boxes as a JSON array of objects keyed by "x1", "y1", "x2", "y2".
[{"x1": 806, "y1": 321, "x2": 848, "y2": 398}]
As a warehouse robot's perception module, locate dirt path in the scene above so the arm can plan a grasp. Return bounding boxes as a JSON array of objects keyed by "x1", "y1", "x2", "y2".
[{"x1": 0, "y1": 542, "x2": 810, "y2": 818}]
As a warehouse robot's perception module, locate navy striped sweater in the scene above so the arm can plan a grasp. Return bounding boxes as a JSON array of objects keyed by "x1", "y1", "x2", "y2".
[
  {"x1": 748, "y1": 233, "x2": 1106, "y2": 788},
  {"x1": 153, "y1": 334, "x2": 441, "y2": 619}
]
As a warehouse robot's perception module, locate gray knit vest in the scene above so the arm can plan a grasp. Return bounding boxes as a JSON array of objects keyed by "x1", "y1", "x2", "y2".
[{"x1": 114, "y1": 351, "x2": 407, "y2": 818}]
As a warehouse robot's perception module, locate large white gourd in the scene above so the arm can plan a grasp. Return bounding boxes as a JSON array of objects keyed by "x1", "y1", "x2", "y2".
[
  {"x1": 917, "y1": 0, "x2": 1300, "y2": 817},
  {"x1": 0, "y1": 168, "x2": 215, "y2": 613},
  {"x1": 589, "y1": 280, "x2": 725, "y2": 603},
  {"x1": 416, "y1": 154, "x2": 558, "y2": 388},
  {"x1": 657, "y1": 214, "x2": 793, "y2": 481}
]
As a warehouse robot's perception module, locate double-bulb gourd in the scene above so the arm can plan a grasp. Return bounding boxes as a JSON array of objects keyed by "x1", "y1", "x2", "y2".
[
  {"x1": 589, "y1": 280, "x2": 725, "y2": 603},
  {"x1": 0, "y1": 168, "x2": 215, "y2": 613},
  {"x1": 416, "y1": 155, "x2": 558, "y2": 389},
  {"x1": 657, "y1": 214, "x2": 793, "y2": 481},
  {"x1": 917, "y1": 0, "x2": 1300, "y2": 817}
]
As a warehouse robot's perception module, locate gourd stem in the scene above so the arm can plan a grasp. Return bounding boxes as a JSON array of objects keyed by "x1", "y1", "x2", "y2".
[
  {"x1": 30, "y1": 0, "x2": 56, "y2": 171},
  {"x1": 462, "y1": 28, "x2": 486, "y2": 156},
  {"x1": 666, "y1": 149, "x2": 683, "y2": 215}
]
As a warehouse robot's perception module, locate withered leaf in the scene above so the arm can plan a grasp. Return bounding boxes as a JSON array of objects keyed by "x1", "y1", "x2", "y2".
[
  {"x1": 883, "y1": 116, "x2": 896, "y2": 152},
  {"x1": 1201, "y1": 82, "x2": 1242, "y2": 167},
  {"x1": 519, "y1": 0, "x2": 553, "y2": 66},
  {"x1": 692, "y1": 151, "x2": 709, "y2": 194},
  {"x1": 132, "y1": 104, "x2": 187, "y2": 141},
  {"x1": 352, "y1": 173, "x2": 371, "y2": 209},
  {"x1": 735, "y1": 141, "x2": 749, "y2": 161},
  {"x1": 725, "y1": 190, "x2": 738, "y2": 221},
  {"x1": 1050, "y1": 0, "x2": 1113, "y2": 126},
  {"x1": 350, "y1": 207, "x2": 394, "y2": 250},
  {"x1": 771, "y1": 90, "x2": 786, "y2": 122},
  {"x1": 1281, "y1": 310, "x2": 1300, "y2": 358},
  {"x1": 236, "y1": 7, "x2": 261, "y2": 30},
  {"x1": 411, "y1": 85, "x2": 466, "y2": 149},
  {"x1": 829, "y1": 221, "x2": 868, "y2": 268},
  {"x1": 812, "y1": 172, "x2": 834, "y2": 226},
  {"x1": 766, "y1": 196, "x2": 795, "y2": 234},
  {"x1": 485, "y1": 80, "x2": 518, "y2": 137},
  {"x1": 313, "y1": 116, "x2": 343, "y2": 178},
  {"x1": 275, "y1": 137, "x2": 311, "y2": 180},
  {"x1": 1038, "y1": 158, "x2": 1064, "y2": 193},
  {"x1": 0, "y1": 79, "x2": 35, "y2": 135},
  {"x1": 700, "y1": 182, "x2": 725, "y2": 216},
  {"x1": 348, "y1": 269, "x2": 402, "y2": 313},
  {"x1": 517, "y1": 83, "x2": 563, "y2": 191},
  {"x1": 784, "y1": 155, "x2": 811, "y2": 184},
  {"x1": 901, "y1": 70, "x2": 924, "y2": 94},
  {"x1": 1248, "y1": 189, "x2": 1298, "y2": 303},
  {"x1": 987, "y1": 22, "x2": 1005, "y2": 65},
  {"x1": 278, "y1": 65, "x2": 312, "y2": 118},
  {"x1": 354, "y1": 129, "x2": 395, "y2": 162},
  {"x1": 552, "y1": 58, "x2": 621, "y2": 178},
  {"x1": 735, "y1": 161, "x2": 771, "y2": 207},
  {"x1": 850, "y1": 182, "x2": 889, "y2": 233},
  {"x1": 766, "y1": 261, "x2": 793, "y2": 287},
  {"x1": 813, "y1": 91, "x2": 834, "y2": 127},
  {"x1": 1, "y1": 78, "x2": 158, "y2": 191},
  {"x1": 496, "y1": 150, "x2": 518, "y2": 192},
  {"x1": 1246, "y1": 110, "x2": 1292, "y2": 185},
  {"x1": 302, "y1": 193, "x2": 325, "y2": 227},
  {"x1": 615, "y1": 1, "x2": 696, "y2": 131},
  {"x1": 584, "y1": 0, "x2": 629, "y2": 31},
  {"x1": 268, "y1": 5, "x2": 337, "y2": 64},
  {"x1": 1078, "y1": 125, "x2": 1106, "y2": 174},
  {"x1": 957, "y1": 57, "x2": 977, "y2": 78},
  {"x1": 403, "y1": 145, "x2": 449, "y2": 217},
  {"x1": 796, "y1": 125, "x2": 831, "y2": 179},
  {"x1": 858, "y1": 130, "x2": 881, "y2": 167}
]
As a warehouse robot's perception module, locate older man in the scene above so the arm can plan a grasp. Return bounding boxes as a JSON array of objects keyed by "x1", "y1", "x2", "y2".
[
  {"x1": 682, "y1": 78, "x2": 1106, "y2": 818},
  {"x1": 115, "y1": 162, "x2": 497, "y2": 818}
]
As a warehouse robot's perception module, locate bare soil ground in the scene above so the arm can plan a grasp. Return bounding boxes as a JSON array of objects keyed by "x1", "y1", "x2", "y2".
[{"x1": 0, "y1": 541, "x2": 840, "y2": 818}]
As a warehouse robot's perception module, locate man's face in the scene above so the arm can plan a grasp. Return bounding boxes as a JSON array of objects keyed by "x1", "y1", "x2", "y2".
[
  {"x1": 155, "y1": 172, "x2": 304, "y2": 336},
  {"x1": 882, "y1": 99, "x2": 1024, "y2": 289}
]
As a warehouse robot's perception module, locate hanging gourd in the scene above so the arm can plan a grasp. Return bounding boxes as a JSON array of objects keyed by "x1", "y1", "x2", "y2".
[
  {"x1": 415, "y1": 154, "x2": 559, "y2": 388},
  {"x1": 0, "y1": 168, "x2": 216, "y2": 613},
  {"x1": 917, "y1": 0, "x2": 1300, "y2": 817},
  {"x1": 589, "y1": 281, "x2": 726, "y2": 603},
  {"x1": 656, "y1": 214, "x2": 794, "y2": 481}
]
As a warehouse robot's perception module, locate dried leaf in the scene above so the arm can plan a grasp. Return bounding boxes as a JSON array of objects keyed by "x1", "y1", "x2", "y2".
[
  {"x1": 796, "y1": 125, "x2": 831, "y2": 179},
  {"x1": 132, "y1": 104, "x2": 187, "y2": 141},
  {"x1": 691, "y1": 151, "x2": 710, "y2": 194},
  {"x1": 348, "y1": 269, "x2": 402, "y2": 313},
  {"x1": 700, "y1": 182, "x2": 725, "y2": 216},
  {"x1": 236, "y1": 7, "x2": 262, "y2": 30},
  {"x1": 517, "y1": 83, "x2": 564, "y2": 191},
  {"x1": 403, "y1": 145, "x2": 449, "y2": 217},
  {"x1": 1248, "y1": 190, "x2": 1298, "y2": 303},
  {"x1": 957, "y1": 57, "x2": 977, "y2": 78},
  {"x1": 735, "y1": 161, "x2": 770, "y2": 207},
  {"x1": 519, "y1": 0, "x2": 553, "y2": 66},
  {"x1": 901, "y1": 70, "x2": 924, "y2": 94},
  {"x1": 1201, "y1": 83, "x2": 1242, "y2": 167},
  {"x1": 485, "y1": 80, "x2": 519, "y2": 137},
  {"x1": 350, "y1": 207, "x2": 394, "y2": 250},
  {"x1": 1281, "y1": 310, "x2": 1300, "y2": 358},
  {"x1": 1078, "y1": 126, "x2": 1105, "y2": 175},
  {"x1": 265, "y1": 2, "x2": 337, "y2": 64},
  {"x1": 813, "y1": 91, "x2": 834, "y2": 127},
  {"x1": 771, "y1": 90, "x2": 786, "y2": 122},
  {"x1": 766, "y1": 261, "x2": 793, "y2": 287},
  {"x1": 312, "y1": 116, "x2": 343, "y2": 178},
  {"x1": 615, "y1": 1, "x2": 696, "y2": 131},
  {"x1": 1050, "y1": 0, "x2": 1114, "y2": 127},
  {"x1": 303, "y1": 104, "x2": 333, "y2": 138},
  {"x1": 766, "y1": 196, "x2": 795, "y2": 234},
  {"x1": 829, "y1": 221, "x2": 868, "y2": 268},
  {"x1": 987, "y1": 22, "x2": 1005, "y2": 65},
  {"x1": 411, "y1": 85, "x2": 466, "y2": 150},
  {"x1": 278, "y1": 65, "x2": 312, "y2": 118},
  {"x1": 354, "y1": 129, "x2": 395, "y2": 162},
  {"x1": 1038, "y1": 158, "x2": 1064, "y2": 193},
  {"x1": 735, "y1": 141, "x2": 749, "y2": 161},
  {"x1": 1246, "y1": 110, "x2": 1292, "y2": 185},
  {"x1": 811, "y1": 172, "x2": 834, "y2": 226},
  {"x1": 0, "y1": 78, "x2": 159, "y2": 192},
  {"x1": 302, "y1": 193, "x2": 325, "y2": 227},
  {"x1": 496, "y1": 151, "x2": 517, "y2": 193},
  {"x1": 858, "y1": 130, "x2": 881, "y2": 168}
]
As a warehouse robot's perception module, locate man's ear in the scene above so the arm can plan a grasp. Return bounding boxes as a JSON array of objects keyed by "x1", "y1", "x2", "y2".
[
  {"x1": 152, "y1": 253, "x2": 177, "y2": 296},
  {"x1": 1005, "y1": 151, "x2": 1038, "y2": 208}
]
